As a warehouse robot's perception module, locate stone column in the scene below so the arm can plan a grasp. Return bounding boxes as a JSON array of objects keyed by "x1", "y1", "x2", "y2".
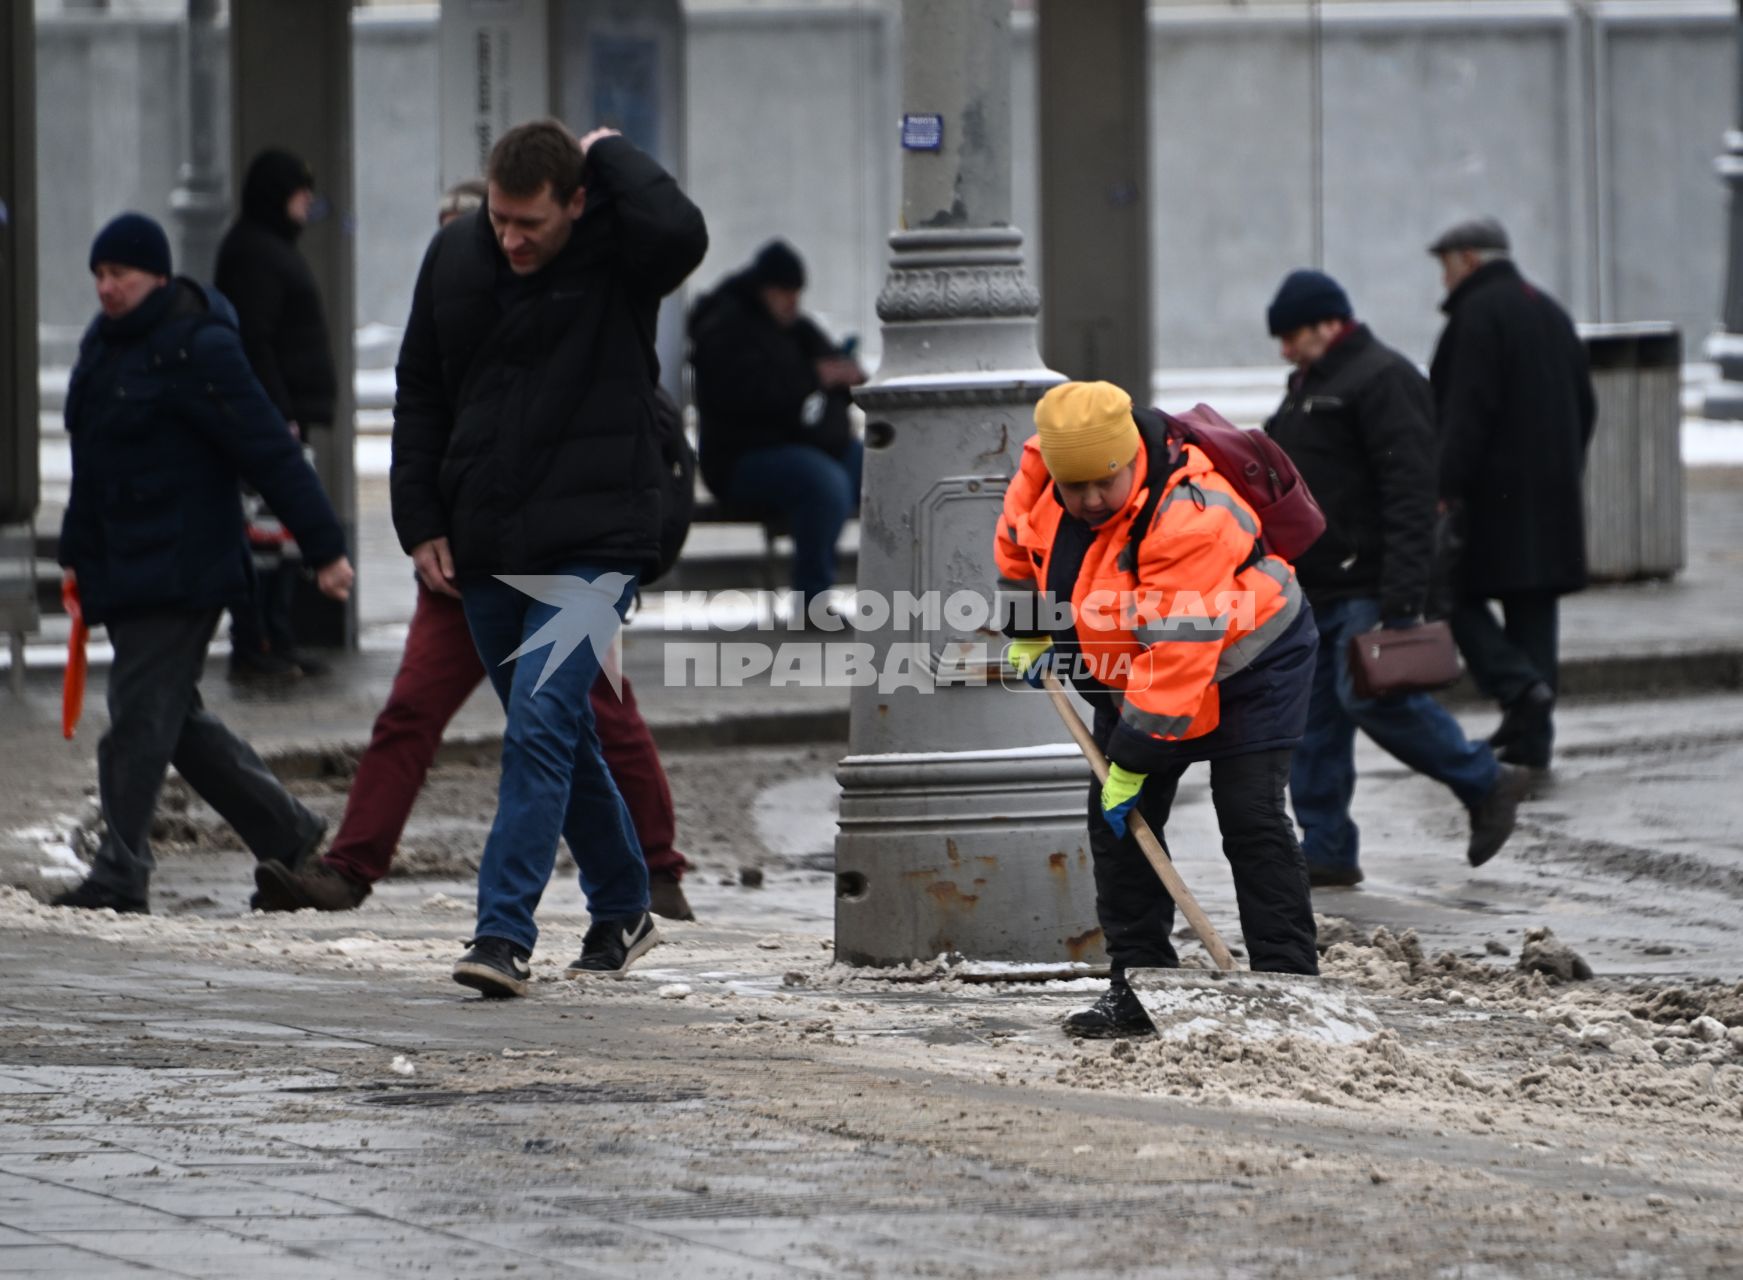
[
  {"x1": 0, "y1": 0, "x2": 39, "y2": 527},
  {"x1": 1707, "y1": 2, "x2": 1743, "y2": 419},
  {"x1": 1037, "y1": 0, "x2": 1152, "y2": 401},
  {"x1": 832, "y1": 0, "x2": 1102, "y2": 967},
  {"x1": 169, "y1": 0, "x2": 227, "y2": 284}
]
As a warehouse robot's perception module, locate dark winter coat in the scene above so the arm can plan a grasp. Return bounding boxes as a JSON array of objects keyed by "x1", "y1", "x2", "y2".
[
  {"x1": 58, "y1": 279, "x2": 346, "y2": 627},
  {"x1": 390, "y1": 136, "x2": 708, "y2": 579},
  {"x1": 688, "y1": 270, "x2": 854, "y2": 499},
  {"x1": 213, "y1": 152, "x2": 337, "y2": 428},
  {"x1": 1431, "y1": 259, "x2": 1597, "y2": 597},
  {"x1": 1263, "y1": 324, "x2": 1438, "y2": 620}
]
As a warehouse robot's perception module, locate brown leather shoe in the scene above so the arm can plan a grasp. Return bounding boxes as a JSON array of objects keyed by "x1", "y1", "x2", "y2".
[
  {"x1": 253, "y1": 859, "x2": 371, "y2": 913},
  {"x1": 647, "y1": 874, "x2": 695, "y2": 922}
]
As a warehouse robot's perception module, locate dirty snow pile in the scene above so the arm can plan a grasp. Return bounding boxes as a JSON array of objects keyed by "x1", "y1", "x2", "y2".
[{"x1": 1058, "y1": 919, "x2": 1743, "y2": 1123}]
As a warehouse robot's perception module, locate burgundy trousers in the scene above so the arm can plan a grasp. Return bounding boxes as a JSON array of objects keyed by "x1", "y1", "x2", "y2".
[{"x1": 323, "y1": 582, "x2": 686, "y2": 885}]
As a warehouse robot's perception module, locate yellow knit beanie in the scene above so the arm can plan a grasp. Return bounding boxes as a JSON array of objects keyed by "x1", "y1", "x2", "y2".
[{"x1": 1033, "y1": 381, "x2": 1140, "y2": 483}]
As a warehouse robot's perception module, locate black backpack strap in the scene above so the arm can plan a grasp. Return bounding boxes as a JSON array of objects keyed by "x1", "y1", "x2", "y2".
[{"x1": 1117, "y1": 408, "x2": 1183, "y2": 573}]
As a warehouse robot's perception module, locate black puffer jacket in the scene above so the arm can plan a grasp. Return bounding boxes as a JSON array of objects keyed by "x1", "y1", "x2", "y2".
[
  {"x1": 1263, "y1": 324, "x2": 1438, "y2": 620},
  {"x1": 59, "y1": 280, "x2": 345, "y2": 627},
  {"x1": 1431, "y1": 259, "x2": 1596, "y2": 597},
  {"x1": 213, "y1": 150, "x2": 337, "y2": 427},
  {"x1": 688, "y1": 270, "x2": 853, "y2": 499},
  {"x1": 390, "y1": 136, "x2": 708, "y2": 579}
]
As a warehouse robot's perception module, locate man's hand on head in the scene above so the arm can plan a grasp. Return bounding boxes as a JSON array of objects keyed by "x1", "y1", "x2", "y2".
[{"x1": 578, "y1": 127, "x2": 621, "y2": 156}]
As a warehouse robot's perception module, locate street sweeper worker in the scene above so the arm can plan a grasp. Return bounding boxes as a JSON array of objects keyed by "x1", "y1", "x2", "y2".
[{"x1": 994, "y1": 381, "x2": 1321, "y2": 1038}]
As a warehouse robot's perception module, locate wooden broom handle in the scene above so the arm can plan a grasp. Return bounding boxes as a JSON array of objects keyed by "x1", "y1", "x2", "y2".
[{"x1": 1041, "y1": 673, "x2": 1238, "y2": 973}]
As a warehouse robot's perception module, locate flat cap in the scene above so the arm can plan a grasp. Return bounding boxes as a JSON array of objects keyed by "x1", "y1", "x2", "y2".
[{"x1": 1428, "y1": 216, "x2": 1510, "y2": 255}]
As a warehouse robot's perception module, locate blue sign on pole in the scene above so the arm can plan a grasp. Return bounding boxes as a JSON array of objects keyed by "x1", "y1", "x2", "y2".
[{"x1": 901, "y1": 113, "x2": 943, "y2": 152}]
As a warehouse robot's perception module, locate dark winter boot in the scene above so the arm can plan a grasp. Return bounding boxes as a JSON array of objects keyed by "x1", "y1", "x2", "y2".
[
  {"x1": 50, "y1": 878, "x2": 148, "y2": 915},
  {"x1": 1062, "y1": 979, "x2": 1156, "y2": 1039},
  {"x1": 1466, "y1": 764, "x2": 1533, "y2": 868},
  {"x1": 1491, "y1": 682, "x2": 1554, "y2": 769}
]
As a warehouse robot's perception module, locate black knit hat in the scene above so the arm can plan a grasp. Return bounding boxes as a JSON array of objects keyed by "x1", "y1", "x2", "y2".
[
  {"x1": 89, "y1": 212, "x2": 172, "y2": 277},
  {"x1": 1266, "y1": 269, "x2": 1353, "y2": 337},
  {"x1": 750, "y1": 239, "x2": 805, "y2": 290}
]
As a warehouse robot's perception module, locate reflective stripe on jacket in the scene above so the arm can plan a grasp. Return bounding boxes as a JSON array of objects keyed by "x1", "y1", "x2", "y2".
[{"x1": 994, "y1": 434, "x2": 1304, "y2": 747}]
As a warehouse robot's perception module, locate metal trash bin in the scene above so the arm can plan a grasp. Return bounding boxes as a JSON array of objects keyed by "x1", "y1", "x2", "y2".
[{"x1": 1579, "y1": 323, "x2": 1684, "y2": 582}]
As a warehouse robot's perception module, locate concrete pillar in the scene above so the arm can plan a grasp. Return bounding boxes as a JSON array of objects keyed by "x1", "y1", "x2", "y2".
[
  {"x1": 1706, "y1": 1, "x2": 1743, "y2": 419},
  {"x1": 833, "y1": 0, "x2": 1102, "y2": 967},
  {"x1": 1037, "y1": 0, "x2": 1151, "y2": 403},
  {"x1": 230, "y1": 0, "x2": 358, "y2": 648},
  {"x1": 169, "y1": 0, "x2": 227, "y2": 286},
  {"x1": 553, "y1": 0, "x2": 688, "y2": 399},
  {"x1": 0, "y1": 0, "x2": 39, "y2": 527}
]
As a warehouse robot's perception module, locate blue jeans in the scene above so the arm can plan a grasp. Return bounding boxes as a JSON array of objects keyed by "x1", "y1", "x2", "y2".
[
  {"x1": 729, "y1": 440, "x2": 863, "y2": 601},
  {"x1": 461, "y1": 565, "x2": 649, "y2": 950},
  {"x1": 1290, "y1": 596, "x2": 1498, "y2": 871}
]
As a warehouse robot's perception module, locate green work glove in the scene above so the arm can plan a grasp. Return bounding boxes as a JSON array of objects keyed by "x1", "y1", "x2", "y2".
[
  {"x1": 1100, "y1": 763, "x2": 1146, "y2": 839},
  {"x1": 1006, "y1": 636, "x2": 1054, "y2": 688}
]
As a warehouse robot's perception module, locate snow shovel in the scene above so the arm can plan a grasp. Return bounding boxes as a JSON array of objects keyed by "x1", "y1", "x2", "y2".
[
  {"x1": 1039, "y1": 671, "x2": 1237, "y2": 972},
  {"x1": 1040, "y1": 673, "x2": 1387, "y2": 1044}
]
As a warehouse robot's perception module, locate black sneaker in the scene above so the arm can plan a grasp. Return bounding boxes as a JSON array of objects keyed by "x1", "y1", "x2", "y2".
[
  {"x1": 1062, "y1": 980, "x2": 1155, "y2": 1039},
  {"x1": 1467, "y1": 764, "x2": 1533, "y2": 868},
  {"x1": 564, "y1": 911, "x2": 659, "y2": 978},
  {"x1": 49, "y1": 879, "x2": 148, "y2": 915},
  {"x1": 1306, "y1": 863, "x2": 1364, "y2": 888},
  {"x1": 453, "y1": 937, "x2": 533, "y2": 998}
]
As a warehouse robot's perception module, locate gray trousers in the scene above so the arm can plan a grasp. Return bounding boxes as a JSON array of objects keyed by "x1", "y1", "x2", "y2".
[{"x1": 86, "y1": 608, "x2": 322, "y2": 900}]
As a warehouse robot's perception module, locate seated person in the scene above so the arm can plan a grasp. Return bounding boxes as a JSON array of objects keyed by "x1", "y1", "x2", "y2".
[{"x1": 688, "y1": 240, "x2": 866, "y2": 612}]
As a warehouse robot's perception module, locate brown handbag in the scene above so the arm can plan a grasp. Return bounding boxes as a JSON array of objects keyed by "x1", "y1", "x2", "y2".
[{"x1": 1346, "y1": 620, "x2": 1463, "y2": 700}]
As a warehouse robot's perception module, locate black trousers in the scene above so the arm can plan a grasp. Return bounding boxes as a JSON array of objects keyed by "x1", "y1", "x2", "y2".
[
  {"x1": 1089, "y1": 708, "x2": 1318, "y2": 977},
  {"x1": 1450, "y1": 591, "x2": 1560, "y2": 705},
  {"x1": 86, "y1": 609, "x2": 324, "y2": 900},
  {"x1": 230, "y1": 560, "x2": 300, "y2": 660}
]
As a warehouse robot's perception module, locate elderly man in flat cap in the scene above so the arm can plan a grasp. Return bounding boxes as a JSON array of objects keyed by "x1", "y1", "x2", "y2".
[{"x1": 1429, "y1": 217, "x2": 1596, "y2": 772}]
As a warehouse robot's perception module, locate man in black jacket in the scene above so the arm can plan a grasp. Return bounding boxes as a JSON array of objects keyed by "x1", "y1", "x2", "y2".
[
  {"x1": 689, "y1": 240, "x2": 866, "y2": 614},
  {"x1": 1262, "y1": 270, "x2": 1529, "y2": 887},
  {"x1": 391, "y1": 119, "x2": 707, "y2": 998},
  {"x1": 52, "y1": 212, "x2": 353, "y2": 915},
  {"x1": 215, "y1": 149, "x2": 339, "y2": 681},
  {"x1": 1430, "y1": 218, "x2": 1597, "y2": 770}
]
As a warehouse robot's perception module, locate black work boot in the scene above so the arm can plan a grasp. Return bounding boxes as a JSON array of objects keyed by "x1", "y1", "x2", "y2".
[
  {"x1": 1491, "y1": 682, "x2": 1554, "y2": 769},
  {"x1": 50, "y1": 878, "x2": 148, "y2": 915},
  {"x1": 1062, "y1": 979, "x2": 1156, "y2": 1039},
  {"x1": 1466, "y1": 764, "x2": 1533, "y2": 868}
]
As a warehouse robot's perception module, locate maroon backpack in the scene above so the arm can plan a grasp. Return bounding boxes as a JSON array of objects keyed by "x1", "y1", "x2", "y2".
[{"x1": 1129, "y1": 403, "x2": 1326, "y2": 563}]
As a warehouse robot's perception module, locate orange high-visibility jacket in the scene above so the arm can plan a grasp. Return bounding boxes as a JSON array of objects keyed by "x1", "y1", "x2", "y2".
[{"x1": 995, "y1": 433, "x2": 1304, "y2": 747}]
